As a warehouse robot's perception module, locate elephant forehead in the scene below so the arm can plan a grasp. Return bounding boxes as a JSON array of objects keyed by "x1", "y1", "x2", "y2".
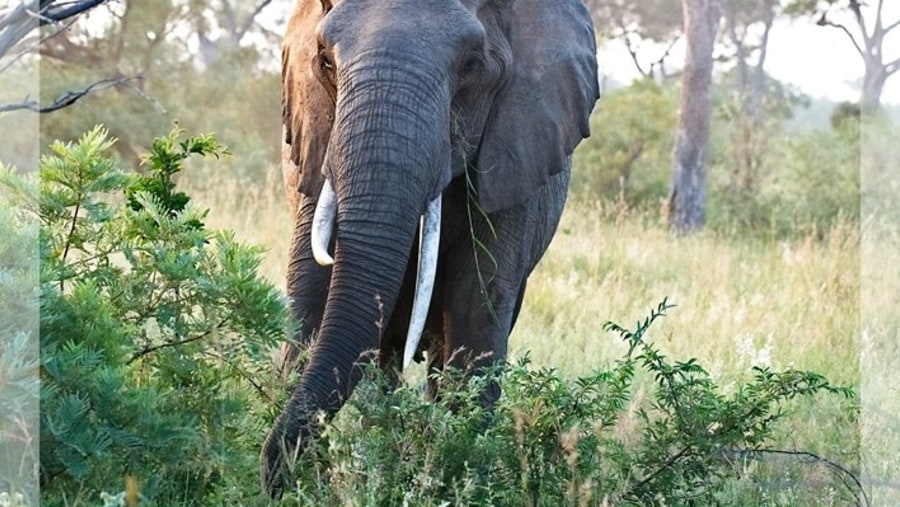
[{"x1": 320, "y1": 0, "x2": 482, "y2": 56}]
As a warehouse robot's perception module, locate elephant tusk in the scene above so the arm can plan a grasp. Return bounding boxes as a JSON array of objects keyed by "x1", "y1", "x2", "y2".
[
  {"x1": 311, "y1": 179, "x2": 337, "y2": 266},
  {"x1": 403, "y1": 195, "x2": 441, "y2": 370}
]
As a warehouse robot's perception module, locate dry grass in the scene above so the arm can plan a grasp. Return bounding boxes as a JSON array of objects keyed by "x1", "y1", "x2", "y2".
[
  {"x1": 513, "y1": 200, "x2": 859, "y2": 386},
  {"x1": 181, "y1": 164, "x2": 293, "y2": 289},
  {"x1": 184, "y1": 164, "x2": 859, "y2": 387},
  {"x1": 184, "y1": 164, "x2": 866, "y2": 498}
]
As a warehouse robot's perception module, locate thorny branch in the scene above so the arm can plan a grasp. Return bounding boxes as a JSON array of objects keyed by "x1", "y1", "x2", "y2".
[
  {"x1": 722, "y1": 448, "x2": 869, "y2": 507},
  {"x1": 0, "y1": 75, "x2": 142, "y2": 113}
]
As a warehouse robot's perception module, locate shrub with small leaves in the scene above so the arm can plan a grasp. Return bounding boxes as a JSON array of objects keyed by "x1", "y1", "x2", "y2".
[
  {"x1": 22, "y1": 126, "x2": 288, "y2": 504},
  {"x1": 0, "y1": 160, "x2": 40, "y2": 505},
  {"x1": 284, "y1": 300, "x2": 858, "y2": 506}
]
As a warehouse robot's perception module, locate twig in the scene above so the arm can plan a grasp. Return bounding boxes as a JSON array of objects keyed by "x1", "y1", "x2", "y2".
[
  {"x1": 625, "y1": 445, "x2": 692, "y2": 499},
  {"x1": 649, "y1": 35, "x2": 681, "y2": 79},
  {"x1": 126, "y1": 317, "x2": 229, "y2": 365},
  {"x1": 817, "y1": 16, "x2": 865, "y2": 58},
  {"x1": 723, "y1": 448, "x2": 869, "y2": 507},
  {"x1": 0, "y1": 14, "x2": 77, "y2": 75},
  {"x1": 0, "y1": 75, "x2": 141, "y2": 113},
  {"x1": 236, "y1": 0, "x2": 273, "y2": 41}
]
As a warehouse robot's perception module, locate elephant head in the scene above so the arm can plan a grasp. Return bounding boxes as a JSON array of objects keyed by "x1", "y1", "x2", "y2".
[{"x1": 263, "y1": 0, "x2": 598, "y2": 496}]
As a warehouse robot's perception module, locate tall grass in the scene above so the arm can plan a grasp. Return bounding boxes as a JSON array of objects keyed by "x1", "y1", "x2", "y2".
[
  {"x1": 186, "y1": 168, "x2": 858, "y2": 383},
  {"x1": 181, "y1": 164, "x2": 862, "y2": 503}
]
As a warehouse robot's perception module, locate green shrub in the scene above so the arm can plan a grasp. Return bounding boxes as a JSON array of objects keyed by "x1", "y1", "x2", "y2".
[
  {"x1": 285, "y1": 300, "x2": 858, "y2": 506},
  {"x1": 22, "y1": 127, "x2": 288, "y2": 505},
  {"x1": 11, "y1": 127, "x2": 859, "y2": 505},
  {"x1": 708, "y1": 128, "x2": 859, "y2": 238},
  {"x1": 572, "y1": 80, "x2": 677, "y2": 206},
  {"x1": 0, "y1": 168, "x2": 40, "y2": 505}
]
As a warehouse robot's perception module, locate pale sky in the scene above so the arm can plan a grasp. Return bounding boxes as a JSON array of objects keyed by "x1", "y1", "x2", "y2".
[
  {"x1": 222, "y1": 1, "x2": 900, "y2": 106},
  {"x1": 767, "y1": 15, "x2": 899, "y2": 104},
  {"x1": 598, "y1": 4, "x2": 900, "y2": 106}
]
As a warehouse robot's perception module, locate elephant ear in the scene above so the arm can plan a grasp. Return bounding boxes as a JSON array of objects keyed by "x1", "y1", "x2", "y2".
[
  {"x1": 282, "y1": 0, "x2": 335, "y2": 200},
  {"x1": 475, "y1": 0, "x2": 599, "y2": 213}
]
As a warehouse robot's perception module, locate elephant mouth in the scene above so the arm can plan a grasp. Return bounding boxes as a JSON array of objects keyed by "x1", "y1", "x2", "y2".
[{"x1": 310, "y1": 178, "x2": 441, "y2": 369}]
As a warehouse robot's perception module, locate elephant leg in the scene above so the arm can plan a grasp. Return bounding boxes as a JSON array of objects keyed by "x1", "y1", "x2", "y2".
[
  {"x1": 440, "y1": 262, "x2": 524, "y2": 407},
  {"x1": 437, "y1": 169, "x2": 570, "y2": 406},
  {"x1": 280, "y1": 193, "x2": 333, "y2": 379}
]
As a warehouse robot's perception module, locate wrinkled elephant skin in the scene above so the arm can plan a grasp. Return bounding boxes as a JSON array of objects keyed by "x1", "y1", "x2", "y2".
[{"x1": 262, "y1": 0, "x2": 600, "y2": 497}]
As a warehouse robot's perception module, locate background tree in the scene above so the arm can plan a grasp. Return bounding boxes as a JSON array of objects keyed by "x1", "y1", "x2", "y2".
[
  {"x1": 719, "y1": 0, "x2": 781, "y2": 195},
  {"x1": 0, "y1": 0, "x2": 135, "y2": 113},
  {"x1": 36, "y1": 0, "x2": 282, "y2": 172},
  {"x1": 785, "y1": 0, "x2": 900, "y2": 110},
  {"x1": 586, "y1": 0, "x2": 684, "y2": 79},
  {"x1": 668, "y1": 0, "x2": 724, "y2": 233},
  {"x1": 0, "y1": 0, "x2": 112, "y2": 59}
]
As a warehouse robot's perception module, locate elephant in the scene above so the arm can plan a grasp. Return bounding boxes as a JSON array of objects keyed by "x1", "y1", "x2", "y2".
[{"x1": 262, "y1": 0, "x2": 599, "y2": 496}]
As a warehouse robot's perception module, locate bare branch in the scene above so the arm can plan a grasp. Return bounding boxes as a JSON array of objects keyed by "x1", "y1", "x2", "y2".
[
  {"x1": 615, "y1": 17, "x2": 649, "y2": 77},
  {"x1": 818, "y1": 16, "x2": 866, "y2": 57},
  {"x1": 0, "y1": 0, "x2": 111, "y2": 59},
  {"x1": 0, "y1": 14, "x2": 77, "y2": 74},
  {"x1": 649, "y1": 34, "x2": 681, "y2": 79},
  {"x1": 847, "y1": 0, "x2": 869, "y2": 42},
  {"x1": 0, "y1": 0, "x2": 41, "y2": 58},
  {"x1": 39, "y1": 0, "x2": 108, "y2": 26},
  {"x1": 883, "y1": 16, "x2": 900, "y2": 35},
  {"x1": 236, "y1": 0, "x2": 273, "y2": 42},
  {"x1": 885, "y1": 55, "x2": 900, "y2": 76},
  {"x1": 0, "y1": 75, "x2": 141, "y2": 113}
]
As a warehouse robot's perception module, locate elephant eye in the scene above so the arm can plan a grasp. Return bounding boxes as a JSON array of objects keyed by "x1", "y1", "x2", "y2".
[
  {"x1": 461, "y1": 54, "x2": 483, "y2": 75},
  {"x1": 315, "y1": 47, "x2": 338, "y2": 95},
  {"x1": 458, "y1": 52, "x2": 484, "y2": 88},
  {"x1": 318, "y1": 50, "x2": 335, "y2": 75}
]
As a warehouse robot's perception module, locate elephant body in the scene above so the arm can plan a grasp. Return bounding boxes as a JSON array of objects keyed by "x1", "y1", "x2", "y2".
[{"x1": 263, "y1": 0, "x2": 599, "y2": 496}]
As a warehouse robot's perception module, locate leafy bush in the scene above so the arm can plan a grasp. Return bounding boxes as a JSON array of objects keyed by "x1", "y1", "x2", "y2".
[
  {"x1": 708, "y1": 127, "x2": 859, "y2": 238},
  {"x1": 285, "y1": 300, "x2": 858, "y2": 506},
  {"x1": 21, "y1": 127, "x2": 288, "y2": 505},
  {"x1": 12, "y1": 127, "x2": 858, "y2": 505},
  {"x1": 572, "y1": 80, "x2": 677, "y2": 207},
  {"x1": 0, "y1": 165, "x2": 40, "y2": 505}
]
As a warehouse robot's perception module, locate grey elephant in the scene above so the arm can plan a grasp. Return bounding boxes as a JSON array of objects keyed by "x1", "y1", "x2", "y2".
[{"x1": 262, "y1": 0, "x2": 599, "y2": 496}]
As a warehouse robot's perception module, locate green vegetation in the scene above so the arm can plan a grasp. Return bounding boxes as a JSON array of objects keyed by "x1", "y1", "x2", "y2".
[
  {"x1": 571, "y1": 78, "x2": 860, "y2": 239},
  {"x1": 283, "y1": 301, "x2": 856, "y2": 506},
  {"x1": 0, "y1": 126, "x2": 864, "y2": 505},
  {"x1": 7, "y1": 128, "x2": 287, "y2": 505},
  {"x1": 0, "y1": 157, "x2": 39, "y2": 506}
]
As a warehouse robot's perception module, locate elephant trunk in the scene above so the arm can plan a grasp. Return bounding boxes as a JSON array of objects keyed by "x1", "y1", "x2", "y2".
[
  {"x1": 312, "y1": 179, "x2": 441, "y2": 370},
  {"x1": 263, "y1": 64, "x2": 449, "y2": 495}
]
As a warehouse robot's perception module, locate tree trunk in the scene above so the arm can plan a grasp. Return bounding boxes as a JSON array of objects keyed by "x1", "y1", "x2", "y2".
[
  {"x1": 668, "y1": 0, "x2": 723, "y2": 233},
  {"x1": 724, "y1": 0, "x2": 775, "y2": 195},
  {"x1": 861, "y1": 57, "x2": 888, "y2": 112}
]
